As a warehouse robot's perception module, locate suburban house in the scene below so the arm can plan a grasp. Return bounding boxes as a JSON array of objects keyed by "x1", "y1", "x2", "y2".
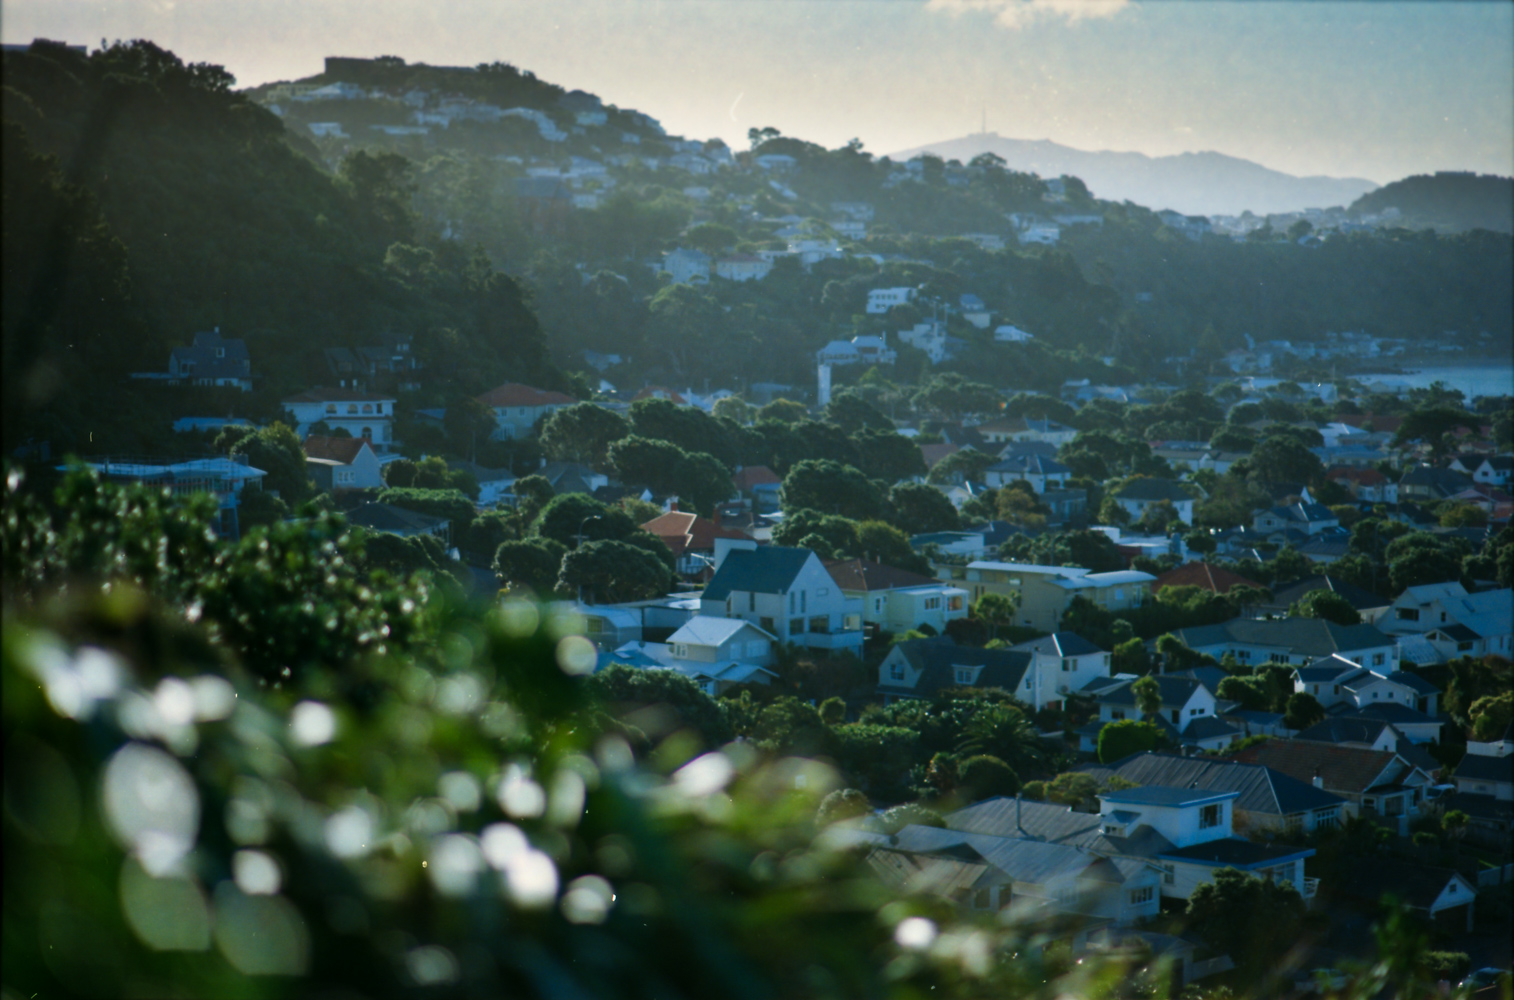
[
  {"x1": 1255, "y1": 575, "x2": 1391, "y2": 621},
  {"x1": 730, "y1": 465, "x2": 782, "y2": 513},
  {"x1": 984, "y1": 453, "x2": 1072, "y2": 493},
  {"x1": 1152, "y1": 562, "x2": 1266, "y2": 597},
  {"x1": 866, "y1": 286, "x2": 917, "y2": 314},
  {"x1": 450, "y1": 460, "x2": 516, "y2": 507},
  {"x1": 535, "y1": 461, "x2": 611, "y2": 497},
  {"x1": 699, "y1": 542, "x2": 864, "y2": 654},
  {"x1": 1077, "y1": 752, "x2": 1348, "y2": 838},
  {"x1": 1398, "y1": 465, "x2": 1473, "y2": 502},
  {"x1": 659, "y1": 247, "x2": 711, "y2": 284},
  {"x1": 1449, "y1": 453, "x2": 1512, "y2": 487},
  {"x1": 1230, "y1": 740, "x2": 1436, "y2": 836},
  {"x1": 940, "y1": 561, "x2": 1155, "y2": 631},
  {"x1": 947, "y1": 783, "x2": 1318, "y2": 905},
  {"x1": 74, "y1": 456, "x2": 266, "y2": 540},
  {"x1": 875, "y1": 636, "x2": 1038, "y2": 705},
  {"x1": 1336, "y1": 862, "x2": 1478, "y2": 933},
  {"x1": 303, "y1": 435, "x2": 384, "y2": 491},
  {"x1": 476, "y1": 383, "x2": 577, "y2": 440},
  {"x1": 975, "y1": 416, "x2": 1078, "y2": 448},
  {"x1": 157, "y1": 328, "x2": 253, "y2": 391},
  {"x1": 1252, "y1": 502, "x2": 1340, "y2": 536},
  {"x1": 1165, "y1": 618, "x2": 1400, "y2": 671},
  {"x1": 282, "y1": 388, "x2": 398, "y2": 449},
  {"x1": 1293, "y1": 716, "x2": 1443, "y2": 778},
  {"x1": 1452, "y1": 752, "x2": 1513, "y2": 802},
  {"x1": 1373, "y1": 582, "x2": 1513, "y2": 661},
  {"x1": 1078, "y1": 674, "x2": 1238, "y2": 752},
  {"x1": 856, "y1": 825, "x2": 1163, "y2": 927},
  {"x1": 826, "y1": 559, "x2": 969, "y2": 635},
  {"x1": 604, "y1": 624, "x2": 779, "y2": 697},
  {"x1": 1009, "y1": 633, "x2": 1113, "y2": 712},
  {"x1": 714, "y1": 253, "x2": 772, "y2": 282},
  {"x1": 1291, "y1": 653, "x2": 1441, "y2": 718},
  {"x1": 641, "y1": 509, "x2": 754, "y2": 578},
  {"x1": 1110, "y1": 479, "x2": 1196, "y2": 526},
  {"x1": 344, "y1": 501, "x2": 451, "y2": 545}
]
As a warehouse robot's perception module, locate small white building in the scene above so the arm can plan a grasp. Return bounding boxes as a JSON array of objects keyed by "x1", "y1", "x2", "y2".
[
  {"x1": 867, "y1": 287, "x2": 918, "y2": 314},
  {"x1": 281, "y1": 388, "x2": 398, "y2": 450}
]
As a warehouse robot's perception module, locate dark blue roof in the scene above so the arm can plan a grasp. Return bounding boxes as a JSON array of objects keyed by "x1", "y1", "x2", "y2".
[{"x1": 701, "y1": 546, "x2": 813, "y2": 602}]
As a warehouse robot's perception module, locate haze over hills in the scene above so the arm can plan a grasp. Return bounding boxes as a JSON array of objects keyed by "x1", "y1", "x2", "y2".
[{"x1": 890, "y1": 132, "x2": 1379, "y2": 217}]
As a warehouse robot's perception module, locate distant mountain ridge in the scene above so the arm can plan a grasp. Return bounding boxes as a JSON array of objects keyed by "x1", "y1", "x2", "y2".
[{"x1": 889, "y1": 132, "x2": 1378, "y2": 217}]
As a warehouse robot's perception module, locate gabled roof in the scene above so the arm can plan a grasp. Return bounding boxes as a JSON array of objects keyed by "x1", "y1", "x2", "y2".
[
  {"x1": 345, "y1": 501, "x2": 450, "y2": 534},
  {"x1": 1158, "y1": 838, "x2": 1314, "y2": 867},
  {"x1": 1454, "y1": 753, "x2": 1514, "y2": 784},
  {"x1": 1114, "y1": 479, "x2": 1195, "y2": 503},
  {"x1": 1153, "y1": 561, "x2": 1265, "y2": 595},
  {"x1": 1100, "y1": 786, "x2": 1237, "y2": 808},
  {"x1": 1099, "y1": 675, "x2": 1210, "y2": 708},
  {"x1": 1330, "y1": 701, "x2": 1441, "y2": 727},
  {"x1": 1338, "y1": 860, "x2": 1476, "y2": 911},
  {"x1": 1230, "y1": 740, "x2": 1408, "y2": 794},
  {"x1": 1011, "y1": 632, "x2": 1106, "y2": 658},
  {"x1": 477, "y1": 383, "x2": 577, "y2": 408},
  {"x1": 919, "y1": 443, "x2": 960, "y2": 469},
  {"x1": 987, "y1": 453, "x2": 1070, "y2": 476},
  {"x1": 883, "y1": 825, "x2": 1132, "y2": 886},
  {"x1": 1259, "y1": 502, "x2": 1336, "y2": 523},
  {"x1": 1382, "y1": 670, "x2": 1441, "y2": 696},
  {"x1": 667, "y1": 615, "x2": 773, "y2": 647},
  {"x1": 1295, "y1": 716, "x2": 1396, "y2": 746},
  {"x1": 731, "y1": 465, "x2": 781, "y2": 490},
  {"x1": 826, "y1": 558, "x2": 940, "y2": 592},
  {"x1": 1267, "y1": 575, "x2": 1388, "y2": 611},
  {"x1": 946, "y1": 796, "x2": 1175, "y2": 858},
  {"x1": 641, "y1": 511, "x2": 751, "y2": 557},
  {"x1": 701, "y1": 546, "x2": 814, "y2": 602},
  {"x1": 303, "y1": 435, "x2": 373, "y2": 464},
  {"x1": 1169, "y1": 618, "x2": 1394, "y2": 658},
  {"x1": 881, "y1": 636, "x2": 1033, "y2": 698},
  {"x1": 1079, "y1": 751, "x2": 1345, "y2": 816}
]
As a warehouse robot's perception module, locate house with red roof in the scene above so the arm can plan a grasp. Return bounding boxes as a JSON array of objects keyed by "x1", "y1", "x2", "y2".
[
  {"x1": 303, "y1": 435, "x2": 383, "y2": 491},
  {"x1": 476, "y1": 383, "x2": 577, "y2": 440},
  {"x1": 641, "y1": 509, "x2": 755, "y2": 578},
  {"x1": 730, "y1": 465, "x2": 782, "y2": 513},
  {"x1": 631, "y1": 386, "x2": 689, "y2": 406},
  {"x1": 1152, "y1": 561, "x2": 1266, "y2": 596},
  {"x1": 826, "y1": 558, "x2": 969, "y2": 635}
]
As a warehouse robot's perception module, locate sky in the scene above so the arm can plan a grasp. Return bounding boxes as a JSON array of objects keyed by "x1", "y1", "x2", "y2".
[{"x1": 3, "y1": 0, "x2": 1510, "y2": 184}]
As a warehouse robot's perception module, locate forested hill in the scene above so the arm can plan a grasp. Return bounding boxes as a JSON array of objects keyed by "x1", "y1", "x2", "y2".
[
  {"x1": 0, "y1": 40, "x2": 563, "y2": 456},
  {"x1": 1348, "y1": 172, "x2": 1514, "y2": 234}
]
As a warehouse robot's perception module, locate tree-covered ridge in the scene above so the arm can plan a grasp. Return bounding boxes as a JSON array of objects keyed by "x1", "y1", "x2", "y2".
[
  {"x1": 1, "y1": 40, "x2": 562, "y2": 457},
  {"x1": 1348, "y1": 171, "x2": 1514, "y2": 235}
]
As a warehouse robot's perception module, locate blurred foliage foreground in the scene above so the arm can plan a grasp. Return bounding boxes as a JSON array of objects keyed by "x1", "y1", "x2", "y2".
[{"x1": 0, "y1": 468, "x2": 1465, "y2": 999}]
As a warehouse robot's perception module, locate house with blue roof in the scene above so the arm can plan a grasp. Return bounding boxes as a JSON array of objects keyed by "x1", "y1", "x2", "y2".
[{"x1": 700, "y1": 542, "x2": 863, "y2": 654}]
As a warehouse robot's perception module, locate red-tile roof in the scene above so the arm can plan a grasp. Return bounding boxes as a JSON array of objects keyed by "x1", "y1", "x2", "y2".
[
  {"x1": 477, "y1": 383, "x2": 577, "y2": 408},
  {"x1": 631, "y1": 386, "x2": 689, "y2": 405},
  {"x1": 1153, "y1": 561, "x2": 1266, "y2": 595},
  {"x1": 1335, "y1": 413, "x2": 1404, "y2": 434},
  {"x1": 641, "y1": 511, "x2": 752, "y2": 557},
  {"x1": 731, "y1": 465, "x2": 781, "y2": 490},
  {"x1": 303, "y1": 435, "x2": 372, "y2": 464},
  {"x1": 1328, "y1": 467, "x2": 1388, "y2": 486}
]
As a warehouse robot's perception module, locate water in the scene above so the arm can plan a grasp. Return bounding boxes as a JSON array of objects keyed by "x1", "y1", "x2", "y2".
[{"x1": 1354, "y1": 364, "x2": 1514, "y2": 401}]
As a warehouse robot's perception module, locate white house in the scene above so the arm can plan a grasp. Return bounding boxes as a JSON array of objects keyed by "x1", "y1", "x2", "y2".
[
  {"x1": 1374, "y1": 583, "x2": 1514, "y2": 660},
  {"x1": 661, "y1": 248, "x2": 711, "y2": 285},
  {"x1": 1111, "y1": 479, "x2": 1196, "y2": 526},
  {"x1": 867, "y1": 287, "x2": 917, "y2": 314},
  {"x1": 1010, "y1": 632, "x2": 1112, "y2": 710},
  {"x1": 827, "y1": 559, "x2": 968, "y2": 636},
  {"x1": 1167, "y1": 619, "x2": 1400, "y2": 671},
  {"x1": 281, "y1": 388, "x2": 398, "y2": 450},
  {"x1": 984, "y1": 453, "x2": 1072, "y2": 493},
  {"x1": 974, "y1": 417, "x2": 1078, "y2": 448},
  {"x1": 475, "y1": 383, "x2": 577, "y2": 441},
  {"x1": 303, "y1": 435, "x2": 384, "y2": 491},
  {"x1": 896, "y1": 321, "x2": 952, "y2": 364},
  {"x1": 700, "y1": 542, "x2": 864, "y2": 655},
  {"x1": 994, "y1": 325, "x2": 1034, "y2": 343},
  {"x1": 714, "y1": 253, "x2": 772, "y2": 282}
]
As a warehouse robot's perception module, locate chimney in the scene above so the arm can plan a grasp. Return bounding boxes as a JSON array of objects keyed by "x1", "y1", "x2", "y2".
[
  {"x1": 668, "y1": 498, "x2": 679, "y2": 513},
  {"x1": 1312, "y1": 769, "x2": 1323, "y2": 789}
]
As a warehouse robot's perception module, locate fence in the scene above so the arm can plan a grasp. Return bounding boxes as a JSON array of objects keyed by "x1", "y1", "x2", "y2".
[{"x1": 1475, "y1": 863, "x2": 1514, "y2": 889}]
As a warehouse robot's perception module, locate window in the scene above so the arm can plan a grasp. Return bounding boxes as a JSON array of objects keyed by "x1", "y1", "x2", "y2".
[
  {"x1": 1062, "y1": 658, "x2": 1074, "y2": 672},
  {"x1": 726, "y1": 598, "x2": 733, "y2": 615},
  {"x1": 890, "y1": 663, "x2": 904, "y2": 681},
  {"x1": 347, "y1": 404, "x2": 358, "y2": 414},
  {"x1": 748, "y1": 592, "x2": 756, "y2": 612},
  {"x1": 956, "y1": 667, "x2": 973, "y2": 684},
  {"x1": 789, "y1": 618, "x2": 803, "y2": 636},
  {"x1": 1103, "y1": 654, "x2": 1112, "y2": 668},
  {"x1": 673, "y1": 644, "x2": 687, "y2": 658},
  {"x1": 361, "y1": 427, "x2": 372, "y2": 440},
  {"x1": 1161, "y1": 865, "x2": 1175, "y2": 885},
  {"x1": 1312, "y1": 685, "x2": 1320, "y2": 694},
  {"x1": 1372, "y1": 653, "x2": 1385, "y2": 666},
  {"x1": 808, "y1": 616, "x2": 827, "y2": 634},
  {"x1": 1199, "y1": 804, "x2": 1221, "y2": 829},
  {"x1": 1314, "y1": 807, "x2": 1339, "y2": 830},
  {"x1": 1170, "y1": 709, "x2": 1180, "y2": 724},
  {"x1": 760, "y1": 617, "x2": 775, "y2": 633},
  {"x1": 800, "y1": 590, "x2": 807, "y2": 613},
  {"x1": 362, "y1": 404, "x2": 373, "y2": 414},
  {"x1": 947, "y1": 595, "x2": 964, "y2": 612},
  {"x1": 924, "y1": 597, "x2": 941, "y2": 611},
  {"x1": 1130, "y1": 887, "x2": 1154, "y2": 905},
  {"x1": 874, "y1": 598, "x2": 883, "y2": 613},
  {"x1": 1110, "y1": 710, "x2": 1126, "y2": 720},
  {"x1": 789, "y1": 592, "x2": 795, "y2": 614},
  {"x1": 375, "y1": 404, "x2": 383, "y2": 414},
  {"x1": 325, "y1": 404, "x2": 337, "y2": 414}
]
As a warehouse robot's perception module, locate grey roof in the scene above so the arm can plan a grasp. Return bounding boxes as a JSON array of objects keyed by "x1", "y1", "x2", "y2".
[
  {"x1": 1170, "y1": 618, "x2": 1394, "y2": 658},
  {"x1": 1114, "y1": 479, "x2": 1195, "y2": 503},
  {"x1": 1295, "y1": 717, "x2": 1395, "y2": 746},
  {"x1": 884, "y1": 824, "x2": 1132, "y2": 885},
  {"x1": 1336, "y1": 702, "x2": 1441, "y2": 726},
  {"x1": 1384, "y1": 671, "x2": 1441, "y2": 695},
  {"x1": 945, "y1": 797, "x2": 1176, "y2": 858},
  {"x1": 701, "y1": 546, "x2": 813, "y2": 602},
  {"x1": 1182, "y1": 715, "x2": 1246, "y2": 740},
  {"x1": 1261, "y1": 502, "x2": 1336, "y2": 524},
  {"x1": 667, "y1": 616, "x2": 772, "y2": 647},
  {"x1": 1168, "y1": 666, "x2": 1229, "y2": 692},
  {"x1": 880, "y1": 636, "x2": 1032, "y2": 699},
  {"x1": 1455, "y1": 753, "x2": 1514, "y2": 784},
  {"x1": 1012, "y1": 632, "x2": 1106, "y2": 658},
  {"x1": 345, "y1": 501, "x2": 450, "y2": 535},
  {"x1": 1077, "y1": 751, "x2": 1346, "y2": 816},
  {"x1": 1100, "y1": 786, "x2": 1238, "y2": 808},
  {"x1": 987, "y1": 453, "x2": 1070, "y2": 476},
  {"x1": 1295, "y1": 654, "x2": 1368, "y2": 682},
  {"x1": 1159, "y1": 839, "x2": 1314, "y2": 868},
  {"x1": 1100, "y1": 675, "x2": 1210, "y2": 708}
]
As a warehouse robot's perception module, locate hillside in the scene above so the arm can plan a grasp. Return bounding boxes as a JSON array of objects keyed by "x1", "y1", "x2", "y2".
[
  {"x1": 1347, "y1": 171, "x2": 1514, "y2": 234},
  {"x1": 889, "y1": 133, "x2": 1378, "y2": 217}
]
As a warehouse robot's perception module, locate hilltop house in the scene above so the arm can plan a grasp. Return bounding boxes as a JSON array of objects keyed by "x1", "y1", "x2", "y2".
[
  {"x1": 876, "y1": 636, "x2": 1033, "y2": 706},
  {"x1": 866, "y1": 287, "x2": 917, "y2": 314},
  {"x1": 282, "y1": 388, "x2": 397, "y2": 450},
  {"x1": 476, "y1": 383, "x2": 577, "y2": 440},
  {"x1": 151, "y1": 328, "x2": 252, "y2": 391},
  {"x1": 1230, "y1": 740, "x2": 1436, "y2": 836},
  {"x1": 984, "y1": 453, "x2": 1072, "y2": 493},
  {"x1": 700, "y1": 542, "x2": 863, "y2": 654}
]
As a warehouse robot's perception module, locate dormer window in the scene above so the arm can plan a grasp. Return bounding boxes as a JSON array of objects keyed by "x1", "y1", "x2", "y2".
[
  {"x1": 362, "y1": 404, "x2": 373, "y2": 414},
  {"x1": 325, "y1": 404, "x2": 337, "y2": 414},
  {"x1": 215, "y1": 347, "x2": 225, "y2": 358},
  {"x1": 956, "y1": 667, "x2": 973, "y2": 684},
  {"x1": 1199, "y1": 804, "x2": 1221, "y2": 829},
  {"x1": 1103, "y1": 823, "x2": 1125, "y2": 837}
]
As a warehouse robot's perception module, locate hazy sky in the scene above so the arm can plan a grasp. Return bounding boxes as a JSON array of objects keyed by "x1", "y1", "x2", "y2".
[{"x1": 4, "y1": 0, "x2": 1510, "y2": 183}]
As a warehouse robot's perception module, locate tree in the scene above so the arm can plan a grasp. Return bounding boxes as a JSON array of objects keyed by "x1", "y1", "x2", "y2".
[
  {"x1": 925, "y1": 449, "x2": 994, "y2": 486},
  {"x1": 494, "y1": 537, "x2": 568, "y2": 595},
  {"x1": 780, "y1": 460, "x2": 885, "y2": 521},
  {"x1": 911, "y1": 374, "x2": 1001, "y2": 420},
  {"x1": 1248, "y1": 435, "x2": 1324, "y2": 487},
  {"x1": 443, "y1": 393, "x2": 498, "y2": 461},
  {"x1": 818, "y1": 696, "x2": 848, "y2": 726},
  {"x1": 852, "y1": 429, "x2": 928, "y2": 484},
  {"x1": 816, "y1": 788, "x2": 871, "y2": 825},
  {"x1": 824, "y1": 391, "x2": 893, "y2": 434},
  {"x1": 1131, "y1": 675, "x2": 1163, "y2": 717},
  {"x1": 1097, "y1": 720, "x2": 1168, "y2": 764},
  {"x1": 558, "y1": 538, "x2": 673, "y2": 603},
  {"x1": 888, "y1": 482, "x2": 960, "y2": 535},
  {"x1": 539, "y1": 403, "x2": 631, "y2": 466},
  {"x1": 585, "y1": 663, "x2": 732, "y2": 747},
  {"x1": 958, "y1": 755, "x2": 1020, "y2": 801},
  {"x1": 711, "y1": 396, "x2": 753, "y2": 425},
  {"x1": 533, "y1": 494, "x2": 636, "y2": 547},
  {"x1": 1469, "y1": 690, "x2": 1513, "y2": 742},
  {"x1": 1217, "y1": 675, "x2": 1272, "y2": 712},
  {"x1": 1288, "y1": 588, "x2": 1362, "y2": 625},
  {"x1": 854, "y1": 520, "x2": 933, "y2": 576},
  {"x1": 1283, "y1": 691, "x2": 1326, "y2": 730},
  {"x1": 682, "y1": 222, "x2": 737, "y2": 255},
  {"x1": 228, "y1": 422, "x2": 314, "y2": 505},
  {"x1": 973, "y1": 592, "x2": 1020, "y2": 641},
  {"x1": 756, "y1": 399, "x2": 808, "y2": 425},
  {"x1": 1186, "y1": 868, "x2": 1305, "y2": 980},
  {"x1": 1112, "y1": 637, "x2": 1151, "y2": 676},
  {"x1": 770, "y1": 508, "x2": 860, "y2": 555},
  {"x1": 608, "y1": 436, "x2": 732, "y2": 517}
]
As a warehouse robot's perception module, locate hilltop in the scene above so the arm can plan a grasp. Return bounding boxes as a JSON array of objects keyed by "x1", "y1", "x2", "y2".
[
  {"x1": 889, "y1": 133, "x2": 1378, "y2": 218},
  {"x1": 1347, "y1": 171, "x2": 1514, "y2": 234}
]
